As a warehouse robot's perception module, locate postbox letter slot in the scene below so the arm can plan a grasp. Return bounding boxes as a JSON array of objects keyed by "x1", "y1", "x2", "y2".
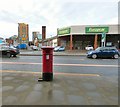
[{"x1": 46, "y1": 55, "x2": 49, "y2": 60}]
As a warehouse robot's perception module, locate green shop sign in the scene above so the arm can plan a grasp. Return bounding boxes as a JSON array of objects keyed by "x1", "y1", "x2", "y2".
[
  {"x1": 86, "y1": 27, "x2": 109, "y2": 33},
  {"x1": 57, "y1": 28, "x2": 71, "y2": 35}
]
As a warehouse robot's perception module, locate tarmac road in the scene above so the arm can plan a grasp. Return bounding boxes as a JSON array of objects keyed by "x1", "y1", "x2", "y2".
[
  {"x1": 1, "y1": 55, "x2": 119, "y2": 105},
  {"x1": 1, "y1": 56, "x2": 118, "y2": 76}
]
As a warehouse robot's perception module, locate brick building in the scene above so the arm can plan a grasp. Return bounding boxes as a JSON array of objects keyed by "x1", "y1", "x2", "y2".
[{"x1": 18, "y1": 23, "x2": 29, "y2": 44}]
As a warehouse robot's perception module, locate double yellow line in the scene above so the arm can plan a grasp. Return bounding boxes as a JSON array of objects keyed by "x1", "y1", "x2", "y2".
[{"x1": 0, "y1": 70, "x2": 100, "y2": 77}]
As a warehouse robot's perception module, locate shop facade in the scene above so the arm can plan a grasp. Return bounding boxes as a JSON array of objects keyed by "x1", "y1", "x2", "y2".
[{"x1": 57, "y1": 25, "x2": 119, "y2": 50}]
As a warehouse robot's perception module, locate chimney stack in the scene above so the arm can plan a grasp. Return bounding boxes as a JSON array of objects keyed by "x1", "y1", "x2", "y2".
[{"x1": 42, "y1": 26, "x2": 46, "y2": 40}]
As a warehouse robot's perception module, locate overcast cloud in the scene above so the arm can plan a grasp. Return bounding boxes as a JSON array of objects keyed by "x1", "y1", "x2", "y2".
[{"x1": 0, "y1": 0, "x2": 119, "y2": 40}]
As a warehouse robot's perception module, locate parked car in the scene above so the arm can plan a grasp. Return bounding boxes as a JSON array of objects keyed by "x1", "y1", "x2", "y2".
[
  {"x1": 85, "y1": 45, "x2": 93, "y2": 51},
  {"x1": 54, "y1": 46, "x2": 65, "y2": 52},
  {"x1": 32, "y1": 46, "x2": 38, "y2": 50},
  {"x1": 17, "y1": 44, "x2": 27, "y2": 49},
  {"x1": 87, "y1": 47, "x2": 120, "y2": 59},
  {"x1": 0, "y1": 44, "x2": 20, "y2": 58},
  {"x1": 30, "y1": 45, "x2": 38, "y2": 50}
]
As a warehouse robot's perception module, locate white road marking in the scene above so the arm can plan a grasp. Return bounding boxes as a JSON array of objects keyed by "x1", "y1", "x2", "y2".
[{"x1": 0, "y1": 61, "x2": 118, "y2": 67}]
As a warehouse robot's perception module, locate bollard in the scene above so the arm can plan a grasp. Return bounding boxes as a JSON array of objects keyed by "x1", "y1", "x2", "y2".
[{"x1": 40, "y1": 46, "x2": 54, "y2": 81}]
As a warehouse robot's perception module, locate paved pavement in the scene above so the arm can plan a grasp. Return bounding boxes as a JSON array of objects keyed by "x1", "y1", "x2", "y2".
[
  {"x1": 1, "y1": 50, "x2": 118, "y2": 105},
  {"x1": 2, "y1": 70, "x2": 118, "y2": 105},
  {"x1": 19, "y1": 50, "x2": 87, "y2": 56}
]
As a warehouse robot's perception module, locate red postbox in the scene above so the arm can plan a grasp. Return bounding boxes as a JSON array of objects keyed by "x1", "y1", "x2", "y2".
[{"x1": 41, "y1": 46, "x2": 54, "y2": 81}]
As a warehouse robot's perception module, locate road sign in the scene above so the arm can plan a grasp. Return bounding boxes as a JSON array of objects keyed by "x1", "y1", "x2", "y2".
[
  {"x1": 102, "y1": 33, "x2": 106, "y2": 42},
  {"x1": 101, "y1": 33, "x2": 106, "y2": 47}
]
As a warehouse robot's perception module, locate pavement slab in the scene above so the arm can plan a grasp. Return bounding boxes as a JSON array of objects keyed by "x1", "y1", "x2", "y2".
[
  {"x1": 2, "y1": 71, "x2": 118, "y2": 105},
  {"x1": 19, "y1": 50, "x2": 87, "y2": 56}
]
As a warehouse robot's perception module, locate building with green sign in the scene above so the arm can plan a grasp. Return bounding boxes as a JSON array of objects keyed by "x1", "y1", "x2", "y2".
[{"x1": 57, "y1": 24, "x2": 119, "y2": 50}]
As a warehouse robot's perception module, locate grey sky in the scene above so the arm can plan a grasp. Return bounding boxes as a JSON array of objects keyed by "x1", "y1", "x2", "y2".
[{"x1": 0, "y1": 0, "x2": 119, "y2": 40}]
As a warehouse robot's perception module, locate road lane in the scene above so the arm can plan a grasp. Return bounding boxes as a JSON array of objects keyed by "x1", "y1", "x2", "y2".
[
  {"x1": 1, "y1": 56, "x2": 118, "y2": 65},
  {"x1": 0, "y1": 61, "x2": 118, "y2": 67},
  {"x1": 1, "y1": 56, "x2": 118, "y2": 76}
]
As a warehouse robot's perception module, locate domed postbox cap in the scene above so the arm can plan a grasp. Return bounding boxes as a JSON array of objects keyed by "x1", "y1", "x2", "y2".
[{"x1": 41, "y1": 46, "x2": 54, "y2": 50}]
